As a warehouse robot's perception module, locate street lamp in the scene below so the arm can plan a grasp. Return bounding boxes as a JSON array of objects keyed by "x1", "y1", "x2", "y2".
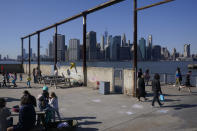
[{"x1": 132, "y1": 0, "x2": 174, "y2": 97}]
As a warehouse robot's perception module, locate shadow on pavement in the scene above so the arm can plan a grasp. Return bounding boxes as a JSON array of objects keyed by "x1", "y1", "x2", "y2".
[
  {"x1": 61, "y1": 116, "x2": 101, "y2": 130},
  {"x1": 76, "y1": 127, "x2": 99, "y2": 131},
  {"x1": 164, "y1": 104, "x2": 197, "y2": 110},
  {"x1": 4, "y1": 97, "x2": 20, "y2": 102}
]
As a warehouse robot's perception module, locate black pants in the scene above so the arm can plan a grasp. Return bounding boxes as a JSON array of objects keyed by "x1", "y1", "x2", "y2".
[{"x1": 152, "y1": 91, "x2": 162, "y2": 106}]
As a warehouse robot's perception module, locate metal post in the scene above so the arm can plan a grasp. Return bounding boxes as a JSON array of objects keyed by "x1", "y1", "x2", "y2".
[
  {"x1": 37, "y1": 32, "x2": 40, "y2": 70},
  {"x1": 133, "y1": 0, "x2": 138, "y2": 97},
  {"x1": 21, "y1": 38, "x2": 24, "y2": 65},
  {"x1": 28, "y1": 36, "x2": 31, "y2": 77},
  {"x1": 83, "y1": 14, "x2": 87, "y2": 86},
  {"x1": 54, "y1": 26, "x2": 58, "y2": 70}
]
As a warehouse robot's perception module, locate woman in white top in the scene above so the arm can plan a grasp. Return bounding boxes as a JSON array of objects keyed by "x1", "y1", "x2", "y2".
[{"x1": 49, "y1": 92, "x2": 61, "y2": 121}]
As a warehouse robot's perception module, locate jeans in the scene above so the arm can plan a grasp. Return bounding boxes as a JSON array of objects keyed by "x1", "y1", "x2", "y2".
[{"x1": 152, "y1": 91, "x2": 162, "y2": 106}]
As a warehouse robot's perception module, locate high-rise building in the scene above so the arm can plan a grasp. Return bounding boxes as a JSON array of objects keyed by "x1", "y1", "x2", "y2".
[
  {"x1": 161, "y1": 47, "x2": 170, "y2": 60},
  {"x1": 53, "y1": 34, "x2": 65, "y2": 61},
  {"x1": 104, "y1": 30, "x2": 108, "y2": 47},
  {"x1": 146, "y1": 35, "x2": 152, "y2": 60},
  {"x1": 122, "y1": 33, "x2": 127, "y2": 47},
  {"x1": 184, "y1": 44, "x2": 190, "y2": 58},
  {"x1": 110, "y1": 36, "x2": 121, "y2": 61},
  {"x1": 48, "y1": 41, "x2": 53, "y2": 59},
  {"x1": 139, "y1": 37, "x2": 146, "y2": 60},
  {"x1": 106, "y1": 35, "x2": 113, "y2": 60},
  {"x1": 119, "y1": 46, "x2": 131, "y2": 60},
  {"x1": 152, "y1": 45, "x2": 161, "y2": 61},
  {"x1": 100, "y1": 35, "x2": 105, "y2": 51},
  {"x1": 69, "y1": 39, "x2": 80, "y2": 61},
  {"x1": 86, "y1": 31, "x2": 97, "y2": 60}
]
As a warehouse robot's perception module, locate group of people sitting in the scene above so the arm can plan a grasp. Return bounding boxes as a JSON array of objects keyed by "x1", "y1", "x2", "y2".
[{"x1": 0, "y1": 86, "x2": 61, "y2": 131}]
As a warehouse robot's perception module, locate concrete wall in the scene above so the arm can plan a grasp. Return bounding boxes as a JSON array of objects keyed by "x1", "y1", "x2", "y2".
[
  {"x1": 123, "y1": 69, "x2": 134, "y2": 96},
  {"x1": 23, "y1": 64, "x2": 134, "y2": 95},
  {"x1": 87, "y1": 67, "x2": 114, "y2": 91},
  {"x1": 0, "y1": 64, "x2": 23, "y2": 73}
]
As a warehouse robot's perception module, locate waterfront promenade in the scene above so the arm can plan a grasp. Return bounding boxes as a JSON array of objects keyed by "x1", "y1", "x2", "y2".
[{"x1": 0, "y1": 78, "x2": 197, "y2": 131}]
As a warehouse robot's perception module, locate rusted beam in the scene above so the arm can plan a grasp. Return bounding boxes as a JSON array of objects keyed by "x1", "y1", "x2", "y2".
[
  {"x1": 22, "y1": 0, "x2": 125, "y2": 39},
  {"x1": 137, "y1": 0, "x2": 174, "y2": 11}
]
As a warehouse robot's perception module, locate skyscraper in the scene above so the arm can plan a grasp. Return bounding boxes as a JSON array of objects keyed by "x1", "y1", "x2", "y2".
[
  {"x1": 146, "y1": 35, "x2": 152, "y2": 60},
  {"x1": 184, "y1": 44, "x2": 190, "y2": 58},
  {"x1": 69, "y1": 39, "x2": 80, "y2": 61},
  {"x1": 121, "y1": 33, "x2": 127, "y2": 47},
  {"x1": 139, "y1": 37, "x2": 146, "y2": 60},
  {"x1": 110, "y1": 36, "x2": 121, "y2": 61},
  {"x1": 100, "y1": 35, "x2": 105, "y2": 51},
  {"x1": 53, "y1": 34, "x2": 65, "y2": 61},
  {"x1": 152, "y1": 45, "x2": 161, "y2": 61},
  {"x1": 48, "y1": 41, "x2": 53, "y2": 59},
  {"x1": 86, "y1": 31, "x2": 97, "y2": 60},
  {"x1": 106, "y1": 35, "x2": 113, "y2": 60}
]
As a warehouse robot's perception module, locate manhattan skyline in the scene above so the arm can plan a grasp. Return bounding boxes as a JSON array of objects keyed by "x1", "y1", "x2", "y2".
[{"x1": 0, "y1": 0, "x2": 197, "y2": 59}]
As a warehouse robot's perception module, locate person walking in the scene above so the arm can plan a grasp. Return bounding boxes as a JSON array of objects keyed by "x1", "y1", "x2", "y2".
[
  {"x1": 137, "y1": 68, "x2": 143, "y2": 78},
  {"x1": 144, "y1": 69, "x2": 150, "y2": 86},
  {"x1": 19, "y1": 74, "x2": 23, "y2": 81},
  {"x1": 175, "y1": 67, "x2": 182, "y2": 91},
  {"x1": 33, "y1": 68, "x2": 37, "y2": 84},
  {"x1": 185, "y1": 71, "x2": 192, "y2": 93},
  {"x1": 2, "y1": 73, "x2": 7, "y2": 87},
  {"x1": 137, "y1": 74, "x2": 147, "y2": 102},
  {"x1": 152, "y1": 73, "x2": 163, "y2": 107}
]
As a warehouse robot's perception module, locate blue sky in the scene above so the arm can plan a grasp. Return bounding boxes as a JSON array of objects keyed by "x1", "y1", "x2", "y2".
[{"x1": 0, "y1": 0, "x2": 196, "y2": 59}]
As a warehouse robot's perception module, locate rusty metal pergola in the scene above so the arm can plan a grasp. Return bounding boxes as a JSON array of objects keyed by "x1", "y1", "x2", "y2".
[{"x1": 21, "y1": 0, "x2": 174, "y2": 96}]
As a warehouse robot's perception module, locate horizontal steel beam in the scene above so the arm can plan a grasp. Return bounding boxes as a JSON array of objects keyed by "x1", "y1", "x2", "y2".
[
  {"x1": 22, "y1": 0, "x2": 124, "y2": 39},
  {"x1": 137, "y1": 0, "x2": 174, "y2": 11}
]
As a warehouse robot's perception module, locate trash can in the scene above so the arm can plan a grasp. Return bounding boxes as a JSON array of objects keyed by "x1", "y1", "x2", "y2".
[{"x1": 99, "y1": 81, "x2": 110, "y2": 95}]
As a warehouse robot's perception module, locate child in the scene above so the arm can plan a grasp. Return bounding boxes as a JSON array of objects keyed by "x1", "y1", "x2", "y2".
[
  {"x1": 49, "y1": 92, "x2": 61, "y2": 121},
  {"x1": 0, "y1": 98, "x2": 11, "y2": 131},
  {"x1": 20, "y1": 74, "x2": 23, "y2": 81},
  {"x1": 11, "y1": 74, "x2": 17, "y2": 87},
  {"x1": 2, "y1": 73, "x2": 7, "y2": 87},
  {"x1": 27, "y1": 77, "x2": 31, "y2": 88}
]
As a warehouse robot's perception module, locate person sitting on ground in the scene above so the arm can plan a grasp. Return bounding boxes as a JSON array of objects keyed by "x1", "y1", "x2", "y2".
[
  {"x1": 7, "y1": 95, "x2": 36, "y2": 131},
  {"x1": 37, "y1": 86, "x2": 49, "y2": 111},
  {"x1": 22, "y1": 90, "x2": 37, "y2": 107},
  {"x1": 0, "y1": 98, "x2": 11, "y2": 131},
  {"x1": 137, "y1": 74, "x2": 147, "y2": 102},
  {"x1": 152, "y1": 73, "x2": 163, "y2": 107},
  {"x1": 49, "y1": 92, "x2": 61, "y2": 122}
]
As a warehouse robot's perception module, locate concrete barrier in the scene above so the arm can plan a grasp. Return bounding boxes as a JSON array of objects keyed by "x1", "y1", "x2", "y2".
[
  {"x1": 0, "y1": 64, "x2": 24, "y2": 73},
  {"x1": 23, "y1": 64, "x2": 134, "y2": 95}
]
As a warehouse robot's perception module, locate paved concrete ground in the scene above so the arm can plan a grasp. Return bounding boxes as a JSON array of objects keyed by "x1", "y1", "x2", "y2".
[{"x1": 0, "y1": 77, "x2": 197, "y2": 131}]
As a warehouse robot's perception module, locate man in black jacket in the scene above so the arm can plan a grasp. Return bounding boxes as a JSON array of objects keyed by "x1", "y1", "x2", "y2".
[{"x1": 152, "y1": 73, "x2": 163, "y2": 107}]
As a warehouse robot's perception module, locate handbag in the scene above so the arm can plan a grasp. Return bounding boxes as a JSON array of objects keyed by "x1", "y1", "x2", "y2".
[{"x1": 160, "y1": 94, "x2": 165, "y2": 101}]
